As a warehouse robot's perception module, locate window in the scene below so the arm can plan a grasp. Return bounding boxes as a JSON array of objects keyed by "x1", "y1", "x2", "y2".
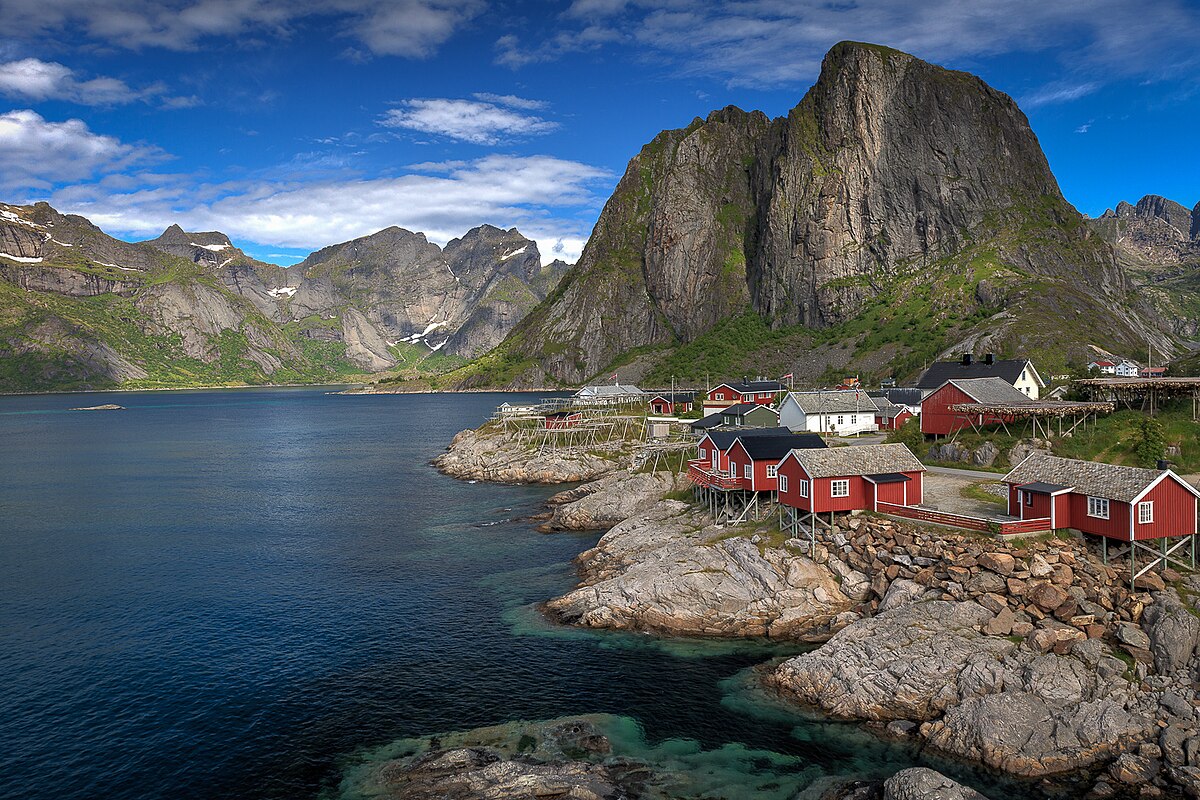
[
  {"x1": 778, "y1": 474, "x2": 789, "y2": 493},
  {"x1": 836, "y1": 415, "x2": 844, "y2": 426},
  {"x1": 1087, "y1": 496, "x2": 1110, "y2": 519},
  {"x1": 766, "y1": 465, "x2": 778, "y2": 478},
  {"x1": 831, "y1": 479, "x2": 850, "y2": 498},
  {"x1": 1024, "y1": 491, "x2": 1033, "y2": 506},
  {"x1": 743, "y1": 464, "x2": 751, "y2": 479},
  {"x1": 1138, "y1": 501, "x2": 1154, "y2": 524},
  {"x1": 699, "y1": 447, "x2": 707, "y2": 461},
  {"x1": 799, "y1": 479, "x2": 809, "y2": 498}
]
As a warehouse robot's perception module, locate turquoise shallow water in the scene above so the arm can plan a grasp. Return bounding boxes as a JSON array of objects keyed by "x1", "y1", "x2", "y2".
[{"x1": 0, "y1": 387, "x2": 1045, "y2": 799}]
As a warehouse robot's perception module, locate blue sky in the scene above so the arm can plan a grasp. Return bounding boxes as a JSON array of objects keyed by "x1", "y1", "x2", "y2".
[{"x1": 0, "y1": 0, "x2": 1198, "y2": 266}]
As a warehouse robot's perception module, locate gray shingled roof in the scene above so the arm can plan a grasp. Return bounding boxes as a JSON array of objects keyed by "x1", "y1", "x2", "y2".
[
  {"x1": 786, "y1": 390, "x2": 875, "y2": 415},
  {"x1": 1002, "y1": 452, "x2": 1193, "y2": 503},
  {"x1": 789, "y1": 443, "x2": 925, "y2": 479},
  {"x1": 917, "y1": 359, "x2": 1042, "y2": 390},
  {"x1": 947, "y1": 377, "x2": 1033, "y2": 405}
]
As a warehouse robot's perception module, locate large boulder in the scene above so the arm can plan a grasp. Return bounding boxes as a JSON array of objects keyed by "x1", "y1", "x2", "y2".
[
  {"x1": 1141, "y1": 592, "x2": 1200, "y2": 676},
  {"x1": 883, "y1": 768, "x2": 990, "y2": 800},
  {"x1": 545, "y1": 471, "x2": 685, "y2": 530},
  {"x1": 768, "y1": 601, "x2": 1014, "y2": 721},
  {"x1": 922, "y1": 694, "x2": 1152, "y2": 776}
]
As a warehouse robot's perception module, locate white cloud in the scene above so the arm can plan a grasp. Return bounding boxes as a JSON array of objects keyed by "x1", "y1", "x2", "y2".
[
  {"x1": 1022, "y1": 81, "x2": 1099, "y2": 108},
  {"x1": 471, "y1": 92, "x2": 548, "y2": 111},
  {"x1": 1075, "y1": 122, "x2": 1093, "y2": 133},
  {"x1": 0, "y1": 58, "x2": 157, "y2": 105},
  {"x1": 0, "y1": 0, "x2": 482, "y2": 58},
  {"x1": 49, "y1": 155, "x2": 612, "y2": 264},
  {"x1": 0, "y1": 110, "x2": 164, "y2": 190},
  {"x1": 379, "y1": 98, "x2": 558, "y2": 145}
]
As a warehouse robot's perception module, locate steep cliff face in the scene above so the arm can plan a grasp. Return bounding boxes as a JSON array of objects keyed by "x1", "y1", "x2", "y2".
[
  {"x1": 1088, "y1": 195, "x2": 1200, "y2": 340},
  {"x1": 467, "y1": 42, "x2": 1165, "y2": 387}
]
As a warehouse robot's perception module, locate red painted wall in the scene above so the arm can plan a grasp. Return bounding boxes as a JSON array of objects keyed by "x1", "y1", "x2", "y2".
[
  {"x1": 777, "y1": 458, "x2": 813, "y2": 511},
  {"x1": 1067, "y1": 492, "x2": 1130, "y2": 539},
  {"x1": 921, "y1": 383, "x2": 1009, "y2": 436},
  {"x1": 1135, "y1": 478, "x2": 1198, "y2": 541}
]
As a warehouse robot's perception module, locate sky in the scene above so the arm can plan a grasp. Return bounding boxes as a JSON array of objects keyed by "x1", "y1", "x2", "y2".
[{"x1": 0, "y1": 0, "x2": 1198, "y2": 266}]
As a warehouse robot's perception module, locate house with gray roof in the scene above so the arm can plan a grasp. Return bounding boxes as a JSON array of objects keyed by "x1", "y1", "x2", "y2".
[
  {"x1": 779, "y1": 390, "x2": 877, "y2": 436},
  {"x1": 916, "y1": 354, "x2": 1044, "y2": 399},
  {"x1": 777, "y1": 443, "x2": 926, "y2": 514},
  {"x1": 1001, "y1": 452, "x2": 1200, "y2": 545}
]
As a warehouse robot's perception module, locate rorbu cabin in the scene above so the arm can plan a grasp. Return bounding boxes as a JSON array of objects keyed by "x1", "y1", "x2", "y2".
[
  {"x1": 693, "y1": 427, "x2": 794, "y2": 478},
  {"x1": 873, "y1": 398, "x2": 914, "y2": 431},
  {"x1": 719, "y1": 403, "x2": 780, "y2": 428},
  {"x1": 777, "y1": 443, "x2": 925, "y2": 515},
  {"x1": 543, "y1": 411, "x2": 583, "y2": 429},
  {"x1": 725, "y1": 432, "x2": 827, "y2": 492},
  {"x1": 920, "y1": 377, "x2": 1032, "y2": 437},
  {"x1": 1002, "y1": 453, "x2": 1200, "y2": 543},
  {"x1": 649, "y1": 391, "x2": 695, "y2": 415},
  {"x1": 704, "y1": 380, "x2": 786, "y2": 412}
]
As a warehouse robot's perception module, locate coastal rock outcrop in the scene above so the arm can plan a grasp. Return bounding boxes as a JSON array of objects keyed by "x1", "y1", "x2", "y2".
[
  {"x1": 769, "y1": 598, "x2": 1153, "y2": 777},
  {"x1": 542, "y1": 471, "x2": 687, "y2": 530},
  {"x1": 546, "y1": 503, "x2": 851, "y2": 639},
  {"x1": 434, "y1": 425, "x2": 621, "y2": 484}
]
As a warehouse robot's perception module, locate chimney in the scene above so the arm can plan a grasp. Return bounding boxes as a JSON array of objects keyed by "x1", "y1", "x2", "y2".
[
  {"x1": 961, "y1": 354, "x2": 973, "y2": 366},
  {"x1": 984, "y1": 353, "x2": 995, "y2": 365},
  {"x1": 1157, "y1": 459, "x2": 1170, "y2": 471}
]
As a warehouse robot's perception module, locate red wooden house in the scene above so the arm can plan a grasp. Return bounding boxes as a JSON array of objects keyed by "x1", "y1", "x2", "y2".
[
  {"x1": 920, "y1": 377, "x2": 1032, "y2": 436},
  {"x1": 724, "y1": 432, "x2": 826, "y2": 492},
  {"x1": 649, "y1": 391, "x2": 695, "y2": 415},
  {"x1": 543, "y1": 411, "x2": 583, "y2": 429},
  {"x1": 704, "y1": 380, "x2": 786, "y2": 412},
  {"x1": 1002, "y1": 453, "x2": 1200, "y2": 541},
  {"x1": 777, "y1": 443, "x2": 925, "y2": 514},
  {"x1": 873, "y1": 398, "x2": 914, "y2": 431},
  {"x1": 693, "y1": 427, "x2": 793, "y2": 485}
]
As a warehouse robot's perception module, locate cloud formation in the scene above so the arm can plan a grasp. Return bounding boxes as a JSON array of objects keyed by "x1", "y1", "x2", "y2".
[
  {"x1": 0, "y1": 0, "x2": 482, "y2": 58},
  {"x1": 507, "y1": 0, "x2": 1200, "y2": 89},
  {"x1": 379, "y1": 97, "x2": 557, "y2": 145},
  {"x1": 49, "y1": 154, "x2": 611, "y2": 264},
  {"x1": 0, "y1": 110, "x2": 163, "y2": 189},
  {"x1": 0, "y1": 59, "x2": 158, "y2": 105}
]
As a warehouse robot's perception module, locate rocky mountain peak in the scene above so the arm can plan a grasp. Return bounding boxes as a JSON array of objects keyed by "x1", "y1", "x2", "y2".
[
  {"x1": 1193, "y1": 201, "x2": 1200, "y2": 241},
  {"x1": 465, "y1": 40, "x2": 1158, "y2": 388}
]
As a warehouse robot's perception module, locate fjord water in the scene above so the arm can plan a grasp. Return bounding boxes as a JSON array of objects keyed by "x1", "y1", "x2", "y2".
[{"x1": 1, "y1": 388, "x2": 1028, "y2": 800}]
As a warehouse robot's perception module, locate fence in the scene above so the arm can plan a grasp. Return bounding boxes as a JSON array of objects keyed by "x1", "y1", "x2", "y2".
[{"x1": 876, "y1": 502, "x2": 1051, "y2": 536}]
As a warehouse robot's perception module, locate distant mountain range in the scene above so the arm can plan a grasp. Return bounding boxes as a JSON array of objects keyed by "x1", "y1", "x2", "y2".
[
  {"x1": 446, "y1": 41, "x2": 1196, "y2": 390},
  {"x1": 0, "y1": 202, "x2": 567, "y2": 391}
]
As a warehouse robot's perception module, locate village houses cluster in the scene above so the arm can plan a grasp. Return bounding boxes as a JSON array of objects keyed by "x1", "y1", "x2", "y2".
[{"x1": 542, "y1": 353, "x2": 1200, "y2": 585}]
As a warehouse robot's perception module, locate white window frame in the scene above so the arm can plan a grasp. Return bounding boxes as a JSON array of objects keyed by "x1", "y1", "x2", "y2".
[
  {"x1": 699, "y1": 448, "x2": 708, "y2": 461},
  {"x1": 850, "y1": 415, "x2": 857, "y2": 424},
  {"x1": 1087, "y1": 496, "x2": 1110, "y2": 519},
  {"x1": 1024, "y1": 491, "x2": 1033, "y2": 506},
  {"x1": 766, "y1": 465, "x2": 778, "y2": 479},
  {"x1": 1138, "y1": 501, "x2": 1154, "y2": 524},
  {"x1": 836, "y1": 415, "x2": 844, "y2": 426},
  {"x1": 799, "y1": 479, "x2": 809, "y2": 498},
  {"x1": 778, "y1": 474, "x2": 789, "y2": 493},
  {"x1": 743, "y1": 464, "x2": 752, "y2": 479},
  {"x1": 831, "y1": 479, "x2": 850, "y2": 498}
]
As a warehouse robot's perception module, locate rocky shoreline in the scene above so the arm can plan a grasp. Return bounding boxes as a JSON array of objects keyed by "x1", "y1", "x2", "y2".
[{"x1": 437, "y1": 423, "x2": 1200, "y2": 798}]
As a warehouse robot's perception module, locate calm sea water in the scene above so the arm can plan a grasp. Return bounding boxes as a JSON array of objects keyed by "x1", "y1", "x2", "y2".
[{"x1": 0, "y1": 388, "x2": 1041, "y2": 800}]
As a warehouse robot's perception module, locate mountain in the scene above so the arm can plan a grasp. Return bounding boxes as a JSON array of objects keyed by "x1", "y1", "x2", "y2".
[
  {"x1": 455, "y1": 42, "x2": 1176, "y2": 389},
  {"x1": 1088, "y1": 196, "x2": 1200, "y2": 339},
  {"x1": 0, "y1": 203, "x2": 566, "y2": 392}
]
